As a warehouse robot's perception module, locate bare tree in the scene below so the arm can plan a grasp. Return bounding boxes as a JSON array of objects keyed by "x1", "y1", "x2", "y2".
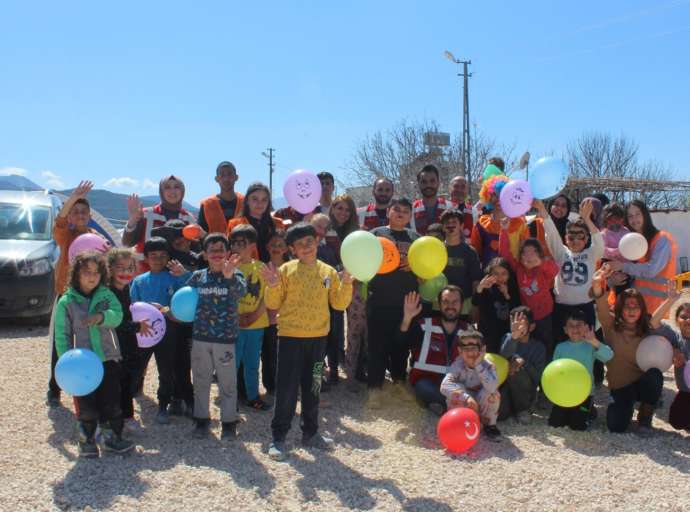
[
  {"x1": 566, "y1": 132, "x2": 682, "y2": 208},
  {"x1": 345, "y1": 118, "x2": 515, "y2": 200}
]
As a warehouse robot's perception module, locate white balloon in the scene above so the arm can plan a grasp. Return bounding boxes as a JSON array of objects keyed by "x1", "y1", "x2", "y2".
[
  {"x1": 635, "y1": 335, "x2": 673, "y2": 372},
  {"x1": 618, "y1": 232, "x2": 648, "y2": 261}
]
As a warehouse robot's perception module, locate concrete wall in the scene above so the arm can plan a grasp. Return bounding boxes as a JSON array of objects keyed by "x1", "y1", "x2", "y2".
[{"x1": 651, "y1": 210, "x2": 690, "y2": 272}]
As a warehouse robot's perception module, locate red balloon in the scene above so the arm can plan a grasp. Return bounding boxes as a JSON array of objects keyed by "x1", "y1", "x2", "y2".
[{"x1": 437, "y1": 407, "x2": 481, "y2": 454}]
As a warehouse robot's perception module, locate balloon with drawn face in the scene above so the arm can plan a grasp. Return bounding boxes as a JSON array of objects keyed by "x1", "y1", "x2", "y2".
[
  {"x1": 437, "y1": 406, "x2": 481, "y2": 454},
  {"x1": 130, "y1": 302, "x2": 166, "y2": 348},
  {"x1": 499, "y1": 179, "x2": 533, "y2": 218},
  {"x1": 284, "y1": 170, "x2": 322, "y2": 214}
]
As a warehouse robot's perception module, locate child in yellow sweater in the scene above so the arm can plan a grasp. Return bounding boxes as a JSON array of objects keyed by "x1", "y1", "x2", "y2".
[{"x1": 261, "y1": 222, "x2": 352, "y2": 461}]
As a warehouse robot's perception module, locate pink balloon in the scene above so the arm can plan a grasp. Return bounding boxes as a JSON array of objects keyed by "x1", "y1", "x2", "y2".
[
  {"x1": 68, "y1": 233, "x2": 110, "y2": 264},
  {"x1": 283, "y1": 170, "x2": 322, "y2": 214},
  {"x1": 129, "y1": 302, "x2": 166, "y2": 348},
  {"x1": 499, "y1": 179, "x2": 533, "y2": 218}
]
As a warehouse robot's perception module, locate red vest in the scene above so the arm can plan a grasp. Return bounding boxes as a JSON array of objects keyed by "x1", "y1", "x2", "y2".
[
  {"x1": 134, "y1": 204, "x2": 196, "y2": 271},
  {"x1": 410, "y1": 198, "x2": 453, "y2": 235},
  {"x1": 409, "y1": 317, "x2": 466, "y2": 387},
  {"x1": 357, "y1": 204, "x2": 388, "y2": 231}
]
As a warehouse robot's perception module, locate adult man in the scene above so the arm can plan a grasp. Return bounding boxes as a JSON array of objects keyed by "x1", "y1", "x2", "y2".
[
  {"x1": 198, "y1": 161, "x2": 244, "y2": 233},
  {"x1": 357, "y1": 178, "x2": 394, "y2": 231},
  {"x1": 274, "y1": 171, "x2": 335, "y2": 224},
  {"x1": 410, "y1": 164, "x2": 453, "y2": 235},
  {"x1": 448, "y1": 175, "x2": 475, "y2": 238},
  {"x1": 367, "y1": 198, "x2": 420, "y2": 407},
  {"x1": 441, "y1": 209, "x2": 482, "y2": 319},
  {"x1": 401, "y1": 286, "x2": 468, "y2": 416}
]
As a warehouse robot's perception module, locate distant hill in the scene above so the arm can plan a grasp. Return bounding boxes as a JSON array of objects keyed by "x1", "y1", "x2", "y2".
[
  {"x1": 0, "y1": 175, "x2": 43, "y2": 191},
  {"x1": 57, "y1": 188, "x2": 199, "y2": 222}
]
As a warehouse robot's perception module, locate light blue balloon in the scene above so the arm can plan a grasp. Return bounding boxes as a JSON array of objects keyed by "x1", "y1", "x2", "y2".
[
  {"x1": 55, "y1": 349, "x2": 104, "y2": 396},
  {"x1": 171, "y1": 286, "x2": 199, "y2": 322},
  {"x1": 528, "y1": 157, "x2": 569, "y2": 199}
]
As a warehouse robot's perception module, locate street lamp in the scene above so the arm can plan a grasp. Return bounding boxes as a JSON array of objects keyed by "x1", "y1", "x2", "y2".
[{"x1": 444, "y1": 50, "x2": 472, "y2": 199}]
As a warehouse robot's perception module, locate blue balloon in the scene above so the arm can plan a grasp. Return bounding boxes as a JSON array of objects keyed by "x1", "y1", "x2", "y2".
[
  {"x1": 171, "y1": 286, "x2": 199, "y2": 322},
  {"x1": 528, "y1": 157, "x2": 569, "y2": 199},
  {"x1": 55, "y1": 349, "x2": 104, "y2": 396}
]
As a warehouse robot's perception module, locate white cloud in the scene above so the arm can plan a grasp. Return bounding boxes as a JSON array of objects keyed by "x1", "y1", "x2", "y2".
[
  {"x1": 104, "y1": 177, "x2": 140, "y2": 188},
  {"x1": 41, "y1": 170, "x2": 65, "y2": 189},
  {"x1": 142, "y1": 178, "x2": 158, "y2": 189},
  {"x1": 0, "y1": 167, "x2": 29, "y2": 176}
]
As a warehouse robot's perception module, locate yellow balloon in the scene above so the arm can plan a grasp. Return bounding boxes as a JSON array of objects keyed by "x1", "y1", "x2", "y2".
[
  {"x1": 408, "y1": 236, "x2": 448, "y2": 280},
  {"x1": 485, "y1": 353, "x2": 509, "y2": 386},
  {"x1": 541, "y1": 359, "x2": 591, "y2": 408}
]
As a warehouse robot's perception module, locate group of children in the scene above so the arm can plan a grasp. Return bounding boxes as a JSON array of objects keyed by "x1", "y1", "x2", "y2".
[{"x1": 48, "y1": 171, "x2": 690, "y2": 461}]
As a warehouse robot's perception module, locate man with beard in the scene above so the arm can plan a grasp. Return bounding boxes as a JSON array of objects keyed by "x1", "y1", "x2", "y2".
[
  {"x1": 400, "y1": 286, "x2": 468, "y2": 416},
  {"x1": 357, "y1": 178, "x2": 394, "y2": 231},
  {"x1": 410, "y1": 164, "x2": 453, "y2": 235},
  {"x1": 448, "y1": 175, "x2": 475, "y2": 238},
  {"x1": 198, "y1": 161, "x2": 244, "y2": 234}
]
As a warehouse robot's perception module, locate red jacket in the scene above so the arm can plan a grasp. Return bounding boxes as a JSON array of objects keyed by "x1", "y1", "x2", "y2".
[
  {"x1": 409, "y1": 317, "x2": 467, "y2": 387},
  {"x1": 357, "y1": 204, "x2": 388, "y2": 231},
  {"x1": 410, "y1": 197, "x2": 453, "y2": 235},
  {"x1": 499, "y1": 228, "x2": 558, "y2": 321}
]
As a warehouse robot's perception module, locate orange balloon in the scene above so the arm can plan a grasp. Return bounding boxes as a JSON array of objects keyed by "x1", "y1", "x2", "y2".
[
  {"x1": 377, "y1": 237, "x2": 400, "y2": 274},
  {"x1": 182, "y1": 224, "x2": 202, "y2": 241}
]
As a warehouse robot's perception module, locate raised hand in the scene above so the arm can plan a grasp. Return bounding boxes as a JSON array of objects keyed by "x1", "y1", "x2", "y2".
[
  {"x1": 510, "y1": 311, "x2": 528, "y2": 339},
  {"x1": 167, "y1": 259, "x2": 186, "y2": 276},
  {"x1": 579, "y1": 198, "x2": 593, "y2": 223},
  {"x1": 223, "y1": 253, "x2": 241, "y2": 278},
  {"x1": 403, "y1": 291, "x2": 422, "y2": 321},
  {"x1": 127, "y1": 194, "x2": 143, "y2": 224},
  {"x1": 533, "y1": 199, "x2": 548, "y2": 219},
  {"x1": 260, "y1": 262, "x2": 280, "y2": 287},
  {"x1": 583, "y1": 325, "x2": 600, "y2": 347},
  {"x1": 477, "y1": 274, "x2": 496, "y2": 293},
  {"x1": 339, "y1": 270, "x2": 353, "y2": 285},
  {"x1": 72, "y1": 180, "x2": 94, "y2": 199}
]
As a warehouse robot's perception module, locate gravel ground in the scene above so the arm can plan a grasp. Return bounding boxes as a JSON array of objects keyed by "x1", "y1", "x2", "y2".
[{"x1": 1, "y1": 321, "x2": 689, "y2": 511}]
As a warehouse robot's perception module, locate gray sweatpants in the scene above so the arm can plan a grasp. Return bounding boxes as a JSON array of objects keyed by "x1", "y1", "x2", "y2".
[{"x1": 191, "y1": 340, "x2": 237, "y2": 423}]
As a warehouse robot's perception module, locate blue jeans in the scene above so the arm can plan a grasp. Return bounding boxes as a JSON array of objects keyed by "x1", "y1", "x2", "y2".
[
  {"x1": 236, "y1": 328, "x2": 264, "y2": 401},
  {"x1": 414, "y1": 378, "x2": 446, "y2": 411}
]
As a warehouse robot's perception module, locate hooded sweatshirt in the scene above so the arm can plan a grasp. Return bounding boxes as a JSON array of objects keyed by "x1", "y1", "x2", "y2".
[{"x1": 54, "y1": 285, "x2": 123, "y2": 361}]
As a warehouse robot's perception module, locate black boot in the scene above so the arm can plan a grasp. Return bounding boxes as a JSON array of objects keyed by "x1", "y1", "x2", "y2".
[
  {"x1": 221, "y1": 421, "x2": 238, "y2": 440},
  {"x1": 104, "y1": 417, "x2": 134, "y2": 454},
  {"x1": 78, "y1": 421, "x2": 99, "y2": 458},
  {"x1": 191, "y1": 418, "x2": 210, "y2": 439}
]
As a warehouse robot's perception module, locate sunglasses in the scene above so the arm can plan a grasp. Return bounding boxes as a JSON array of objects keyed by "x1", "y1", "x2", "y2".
[{"x1": 460, "y1": 344, "x2": 481, "y2": 351}]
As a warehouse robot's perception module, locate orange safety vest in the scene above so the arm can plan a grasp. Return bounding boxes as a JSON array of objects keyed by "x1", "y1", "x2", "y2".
[
  {"x1": 633, "y1": 231, "x2": 677, "y2": 315},
  {"x1": 201, "y1": 193, "x2": 244, "y2": 233}
]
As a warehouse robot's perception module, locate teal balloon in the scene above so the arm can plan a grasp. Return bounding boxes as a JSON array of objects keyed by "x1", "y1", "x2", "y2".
[
  {"x1": 419, "y1": 273, "x2": 448, "y2": 301},
  {"x1": 528, "y1": 157, "x2": 569, "y2": 199},
  {"x1": 483, "y1": 164, "x2": 503, "y2": 181},
  {"x1": 171, "y1": 286, "x2": 199, "y2": 322},
  {"x1": 341, "y1": 231, "x2": 383, "y2": 282}
]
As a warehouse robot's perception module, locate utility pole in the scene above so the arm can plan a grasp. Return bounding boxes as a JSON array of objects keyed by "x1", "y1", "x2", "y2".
[
  {"x1": 444, "y1": 51, "x2": 472, "y2": 198},
  {"x1": 262, "y1": 148, "x2": 275, "y2": 193}
]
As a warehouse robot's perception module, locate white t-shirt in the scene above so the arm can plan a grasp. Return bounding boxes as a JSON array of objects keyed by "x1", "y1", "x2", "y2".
[{"x1": 544, "y1": 216, "x2": 604, "y2": 306}]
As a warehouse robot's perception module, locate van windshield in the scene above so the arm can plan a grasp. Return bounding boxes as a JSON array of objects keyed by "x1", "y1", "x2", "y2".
[{"x1": 0, "y1": 202, "x2": 52, "y2": 241}]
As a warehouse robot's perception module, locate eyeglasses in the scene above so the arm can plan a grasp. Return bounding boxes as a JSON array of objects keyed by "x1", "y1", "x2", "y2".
[
  {"x1": 459, "y1": 344, "x2": 481, "y2": 352},
  {"x1": 566, "y1": 232, "x2": 587, "y2": 241},
  {"x1": 229, "y1": 240, "x2": 247, "y2": 248}
]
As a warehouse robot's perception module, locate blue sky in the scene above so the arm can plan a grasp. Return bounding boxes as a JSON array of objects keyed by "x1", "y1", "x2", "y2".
[{"x1": 2, "y1": 1, "x2": 689, "y2": 209}]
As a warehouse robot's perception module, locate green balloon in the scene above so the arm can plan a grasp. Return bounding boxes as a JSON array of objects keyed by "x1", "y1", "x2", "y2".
[
  {"x1": 483, "y1": 164, "x2": 503, "y2": 181},
  {"x1": 341, "y1": 231, "x2": 383, "y2": 282},
  {"x1": 418, "y1": 273, "x2": 448, "y2": 302},
  {"x1": 541, "y1": 359, "x2": 591, "y2": 408}
]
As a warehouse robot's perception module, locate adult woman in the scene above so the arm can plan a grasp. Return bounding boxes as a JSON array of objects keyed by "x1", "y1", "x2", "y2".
[
  {"x1": 322, "y1": 194, "x2": 359, "y2": 385},
  {"x1": 123, "y1": 175, "x2": 196, "y2": 271},
  {"x1": 528, "y1": 193, "x2": 572, "y2": 253},
  {"x1": 592, "y1": 267, "x2": 664, "y2": 433},
  {"x1": 608, "y1": 200, "x2": 677, "y2": 315},
  {"x1": 325, "y1": 194, "x2": 359, "y2": 266},
  {"x1": 227, "y1": 182, "x2": 284, "y2": 263}
]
